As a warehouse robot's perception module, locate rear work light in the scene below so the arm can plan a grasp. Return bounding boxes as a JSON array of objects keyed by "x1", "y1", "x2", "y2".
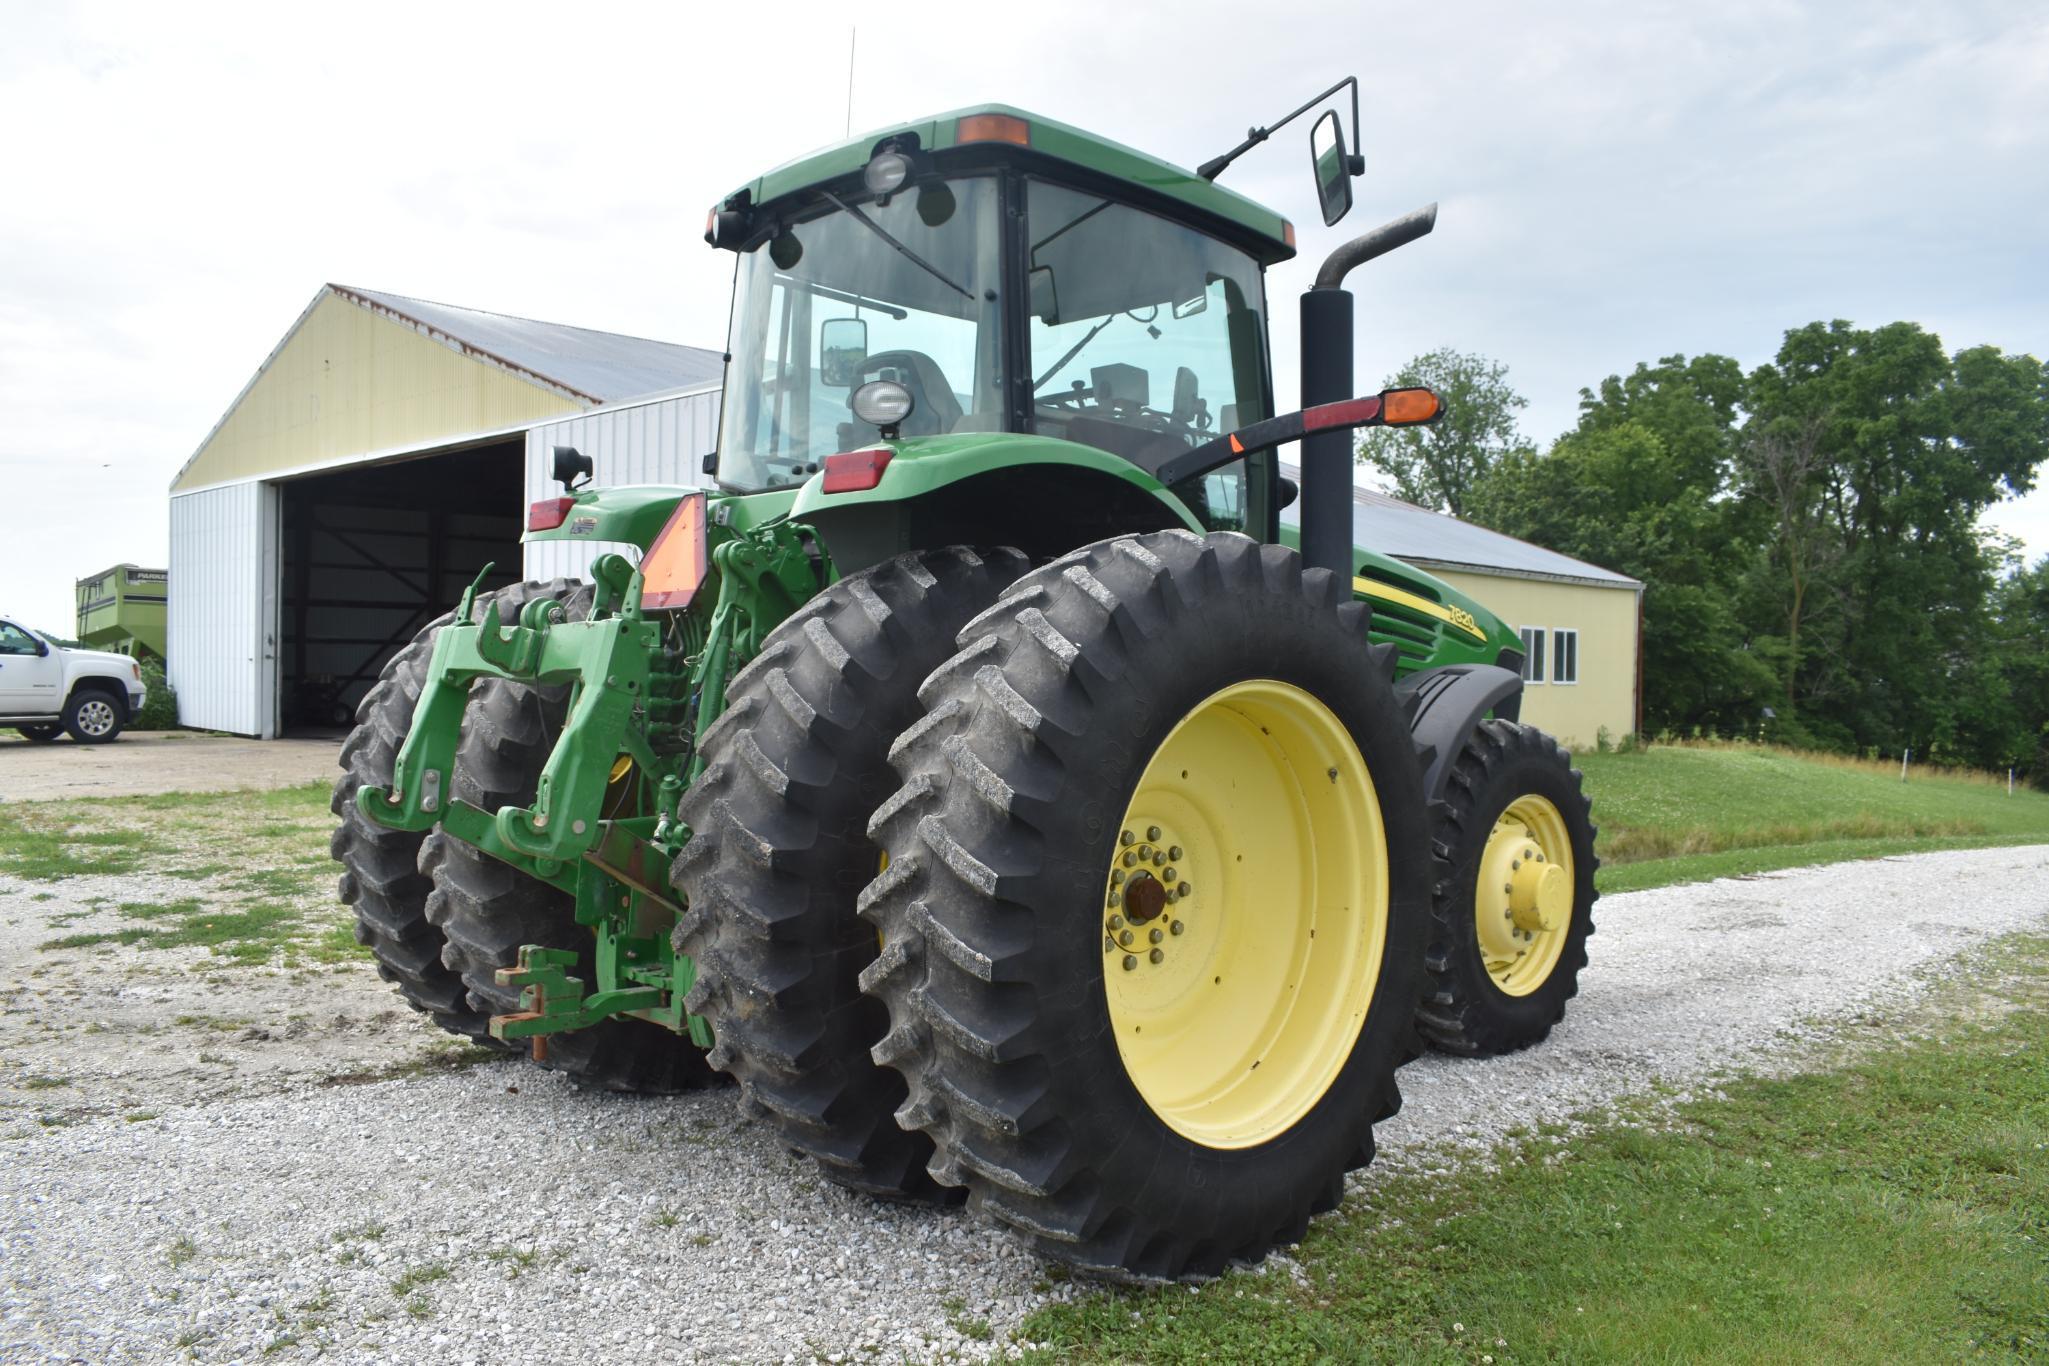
[
  {"x1": 527, "y1": 497, "x2": 577, "y2": 531},
  {"x1": 821, "y1": 448, "x2": 893, "y2": 494},
  {"x1": 642, "y1": 491, "x2": 708, "y2": 611}
]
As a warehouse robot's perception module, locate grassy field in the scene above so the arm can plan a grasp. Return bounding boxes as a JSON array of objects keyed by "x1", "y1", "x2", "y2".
[
  {"x1": 0, "y1": 781, "x2": 361, "y2": 967},
  {"x1": 1574, "y1": 744, "x2": 2049, "y2": 893},
  {"x1": 1022, "y1": 934, "x2": 2049, "y2": 1362}
]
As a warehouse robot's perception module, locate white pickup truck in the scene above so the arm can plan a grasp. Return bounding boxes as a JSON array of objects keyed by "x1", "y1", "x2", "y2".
[{"x1": 0, "y1": 614, "x2": 148, "y2": 743}]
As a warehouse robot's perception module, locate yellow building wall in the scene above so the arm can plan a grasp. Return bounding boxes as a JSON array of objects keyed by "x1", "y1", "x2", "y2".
[
  {"x1": 173, "y1": 291, "x2": 584, "y2": 491},
  {"x1": 1433, "y1": 570, "x2": 1640, "y2": 750}
]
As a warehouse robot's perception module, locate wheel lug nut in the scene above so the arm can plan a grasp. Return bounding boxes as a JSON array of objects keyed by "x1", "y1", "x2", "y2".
[
  {"x1": 1108, "y1": 915, "x2": 1124, "y2": 930},
  {"x1": 1177, "y1": 882, "x2": 1191, "y2": 898},
  {"x1": 1511, "y1": 860, "x2": 1521, "y2": 871},
  {"x1": 1149, "y1": 928, "x2": 1164, "y2": 944},
  {"x1": 1123, "y1": 851, "x2": 1138, "y2": 867},
  {"x1": 1152, "y1": 851, "x2": 1166, "y2": 866},
  {"x1": 1107, "y1": 892, "x2": 1121, "y2": 909},
  {"x1": 1104, "y1": 935, "x2": 1116, "y2": 953},
  {"x1": 1162, "y1": 866, "x2": 1177, "y2": 882},
  {"x1": 1119, "y1": 930, "x2": 1133, "y2": 946},
  {"x1": 1149, "y1": 948, "x2": 1164, "y2": 964},
  {"x1": 1146, "y1": 826, "x2": 1161, "y2": 842},
  {"x1": 1122, "y1": 955, "x2": 1138, "y2": 971},
  {"x1": 1168, "y1": 846, "x2": 1183, "y2": 861},
  {"x1": 1170, "y1": 920, "x2": 1184, "y2": 936},
  {"x1": 1120, "y1": 830, "x2": 1135, "y2": 846},
  {"x1": 1164, "y1": 891, "x2": 1177, "y2": 905},
  {"x1": 1111, "y1": 870, "x2": 1125, "y2": 885},
  {"x1": 1136, "y1": 846, "x2": 1152, "y2": 862}
]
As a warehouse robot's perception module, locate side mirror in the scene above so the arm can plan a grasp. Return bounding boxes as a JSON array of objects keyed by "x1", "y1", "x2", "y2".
[
  {"x1": 1311, "y1": 110, "x2": 1353, "y2": 227},
  {"x1": 820, "y1": 317, "x2": 869, "y2": 387},
  {"x1": 1276, "y1": 475, "x2": 1300, "y2": 512}
]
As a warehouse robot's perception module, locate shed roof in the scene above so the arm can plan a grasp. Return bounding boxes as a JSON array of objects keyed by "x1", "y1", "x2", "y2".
[
  {"x1": 1280, "y1": 464, "x2": 1642, "y2": 589},
  {"x1": 334, "y1": 285, "x2": 723, "y2": 402}
]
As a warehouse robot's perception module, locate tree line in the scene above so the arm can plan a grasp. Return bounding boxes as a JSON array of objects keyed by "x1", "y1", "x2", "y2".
[{"x1": 1356, "y1": 322, "x2": 2049, "y2": 779}]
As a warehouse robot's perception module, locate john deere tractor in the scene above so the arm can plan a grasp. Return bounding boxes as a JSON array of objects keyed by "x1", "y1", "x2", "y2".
[{"x1": 333, "y1": 82, "x2": 1596, "y2": 1280}]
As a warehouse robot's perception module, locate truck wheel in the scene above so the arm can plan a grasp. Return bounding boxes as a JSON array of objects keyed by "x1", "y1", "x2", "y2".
[
  {"x1": 672, "y1": 546, "x2": 1029, "y2": 1200},
  {"x1": 861, "y1": 530, "x2": 1431, "y2": 1280},
  {"x1": 423, "y1": 586, "x2": 717, "y2": 1094},
  {"x1": 16, "y1": 725, "x2": 61, "y2": 742},
  {"x1": 331, "y1": 583, "x2": 570, "y2": 1044},
  {"x1": 62, "y1": 688, "x2": 125, "y2": 743},
  {"x1": 1415, "y1": 720, "x2": 1597, "y2": 1056}
]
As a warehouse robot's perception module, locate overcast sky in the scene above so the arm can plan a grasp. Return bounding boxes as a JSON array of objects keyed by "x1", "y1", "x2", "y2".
[{"x1": 3, "y1": 0, "x2": 2044, "y2": 634}]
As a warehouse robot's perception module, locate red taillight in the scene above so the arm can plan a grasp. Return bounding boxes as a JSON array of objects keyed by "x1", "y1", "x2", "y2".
[
  {"x1": 821, "y1": 448, "x2": 893, "y2": 494},
  {"x1": 527, "y1": 497, "x2": 576, "y2": 531}
]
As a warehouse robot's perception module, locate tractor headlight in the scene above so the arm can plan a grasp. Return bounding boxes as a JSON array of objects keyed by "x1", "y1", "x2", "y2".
[
  {"x1": 851, "y1": 379, "x2": 915, "y2": 430},
  {"x1": 863, "y1": 150, "x2": 912, "y2": 197}
]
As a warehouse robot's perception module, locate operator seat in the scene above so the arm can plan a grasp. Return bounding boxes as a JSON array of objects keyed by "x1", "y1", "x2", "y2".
[{"x1": 856, "y1": 350, "x2": 963, "y2": 437}]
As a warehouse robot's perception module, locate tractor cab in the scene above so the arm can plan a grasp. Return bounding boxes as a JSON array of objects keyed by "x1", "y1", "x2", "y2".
[{"x1": 705, "y1": 107, "x2": 1297, "y2": 552}]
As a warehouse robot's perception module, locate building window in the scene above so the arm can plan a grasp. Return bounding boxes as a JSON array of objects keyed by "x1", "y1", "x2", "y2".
[
  {"x1": 1518, "y1": 626, "x2": 1545, "y2": 683},
  {"x1": 1553, "y1": 628, "x2": 1579, "y2": 685}
]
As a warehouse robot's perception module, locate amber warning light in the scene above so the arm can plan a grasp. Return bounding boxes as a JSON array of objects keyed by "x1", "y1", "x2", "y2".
[{"x1": 642, "y1": 491, "x2": 709, "y2": 611}]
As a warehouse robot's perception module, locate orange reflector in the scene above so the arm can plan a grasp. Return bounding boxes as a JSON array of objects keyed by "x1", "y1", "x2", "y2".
[
  {"x1": 642, "y1": 491, "x2": 708, "y2": 611},
  {"x1": 1282, "y1": 219, "x2": 1296, "y2": 250},
  {"x1": 955, "y1": 113, "x2": 1030, "y2": 146},
  {"x1": 1380, "y1": 387, "x2": 1443, "y2": 426}
]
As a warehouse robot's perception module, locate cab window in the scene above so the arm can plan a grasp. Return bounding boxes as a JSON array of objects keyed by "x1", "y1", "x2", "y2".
[{"x1": 0, "y1": 621, "x2": 42, "y2": 656}]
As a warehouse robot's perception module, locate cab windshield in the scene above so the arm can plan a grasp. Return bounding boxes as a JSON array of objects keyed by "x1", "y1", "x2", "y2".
[{"x1": 717, "y1": 175, "x2": 1005, "y2": 491}]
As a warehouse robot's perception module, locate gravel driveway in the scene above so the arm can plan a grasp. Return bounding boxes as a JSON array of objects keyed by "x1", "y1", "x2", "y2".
[
  {"x1": 0, "y1": 733, "x2": 340, "y2": 802},
  {"x1": 3, "y1": 844, "x2": 2045, "y2": 1363}
]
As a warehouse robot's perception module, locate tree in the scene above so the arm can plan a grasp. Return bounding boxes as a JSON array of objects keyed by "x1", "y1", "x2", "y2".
[
  {"x1": 1355, "y1": 349, "x2": 1528, "y2": 517},
  {"x1": 1739, "y1": 322, "x2": 2049, "y2": 755},
  {"x1": 1468, "y1": 419, "x2": 1774, "y2": 735}
]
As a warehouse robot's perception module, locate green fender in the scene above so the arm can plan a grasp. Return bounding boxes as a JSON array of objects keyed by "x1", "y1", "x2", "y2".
[
  {"x1": 524, "y1": 484, "x2": 800, "y2": 554},
  {"x1": 787, "y1": 431, "x2": 1204, "y2": 526}
]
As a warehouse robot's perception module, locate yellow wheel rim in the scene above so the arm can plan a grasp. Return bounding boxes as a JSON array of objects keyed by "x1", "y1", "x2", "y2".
[
  {"x1": 1101, "y1": 680, "x2": 1388, "y2": 1149},
  {"x1": 1473, "y1": 794, "x2": 1574, "y2": 997}
]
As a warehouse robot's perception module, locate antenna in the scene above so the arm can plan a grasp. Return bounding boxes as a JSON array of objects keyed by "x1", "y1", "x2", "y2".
[{"x1": 845, "y1": 28, "x2": 857, "y2": 136}]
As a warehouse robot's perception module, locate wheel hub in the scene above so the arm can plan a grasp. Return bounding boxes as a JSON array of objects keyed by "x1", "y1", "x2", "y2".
[
  {"x1": 1097, "y1": 680, "x2": 1387, "y2": 1149},
  {"x1": 1473, "y1": 798, "x2": 1575, "y2": 996}
]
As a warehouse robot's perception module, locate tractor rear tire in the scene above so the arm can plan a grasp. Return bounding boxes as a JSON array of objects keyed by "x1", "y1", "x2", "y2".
[
  {"x1": 671, "y1": 546, "x2": 1029, "y2": 1200},
  {"x1": 331, "y1": 585, "x2": 570, "y2": 1045},
  {"x1": 1415, "y1": 719, "x2": 1597, "y2": 1056},
  {"x1": 422, "y1": 584, "x2": 717, "y2": 1094},
  {"x1": 860, "y1": 530, "x2": 1431, "y2": 1280}
]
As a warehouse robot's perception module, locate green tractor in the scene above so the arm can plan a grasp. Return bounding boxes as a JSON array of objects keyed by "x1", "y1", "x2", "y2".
[{"x1": 333, "y1": 83, "x2": 1597, "y2": 1280}]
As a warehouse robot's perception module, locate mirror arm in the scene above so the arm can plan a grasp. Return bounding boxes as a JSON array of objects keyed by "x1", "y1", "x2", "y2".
[{"x1": 1197, "y1": 75, "x2": 1364, "y2": 183}]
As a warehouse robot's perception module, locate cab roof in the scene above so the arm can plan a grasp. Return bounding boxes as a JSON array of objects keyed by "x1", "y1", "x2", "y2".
[{"x1": 720, "y1": 104, "x2": 1296, "y2": 266}]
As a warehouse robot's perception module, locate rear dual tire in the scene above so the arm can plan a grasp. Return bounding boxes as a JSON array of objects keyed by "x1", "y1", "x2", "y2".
[
  {"x1": 859, "y1": 530, "x2": 1431, "y2": 1280},
  {"x1": 671, "y1": 546, "x2": 1030, "y2": 1198}
]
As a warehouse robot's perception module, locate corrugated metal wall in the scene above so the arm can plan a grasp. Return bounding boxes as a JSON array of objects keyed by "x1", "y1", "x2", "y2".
[
  {"x1": 168, "y1": 482, "x2": 276, "y2": 736},
  {"x1": 522, "y1": 387, "x2": 721, "y2": 581}
]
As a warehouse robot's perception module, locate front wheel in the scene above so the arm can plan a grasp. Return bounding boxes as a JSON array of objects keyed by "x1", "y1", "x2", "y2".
[
  {"x1": 861, "y1": 530, "x2": 1431, "y2": 1280},
  {"x1": 16, "y1": 724, "x2": 61, "y2": 743},
  {"x1": 1415, "y1": 720, "x2": 1597, "y2": 1056},
  {"x1": 62, "y1": 690, "x2": 124, "y2": 744}
]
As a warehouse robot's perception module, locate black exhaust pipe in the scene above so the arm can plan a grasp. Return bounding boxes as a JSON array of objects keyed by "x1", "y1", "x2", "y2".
[{"x1": 1298, "y1": 203, "x2": 1437, "y2": 583}]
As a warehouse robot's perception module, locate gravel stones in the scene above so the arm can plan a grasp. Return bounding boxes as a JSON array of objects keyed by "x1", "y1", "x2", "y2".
[{"x1": 2, "y1": 844, "x2": 2044, "y2": 1361}]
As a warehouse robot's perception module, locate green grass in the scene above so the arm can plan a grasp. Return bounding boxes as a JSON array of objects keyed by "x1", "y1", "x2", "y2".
[
  {"x1": 1575, "y1": 744, "x2": 2049, "y2": 893},
  {"x1": 1, "y1": 783, "x2": 372, "y2": 968},
  {"x1": 1023, "y1": 936, "x2": 2049, "y2": 1362}
]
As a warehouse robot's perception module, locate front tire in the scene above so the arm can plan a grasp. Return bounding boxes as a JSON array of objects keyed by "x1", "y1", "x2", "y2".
[
  {"x1": 16, "y1": 724, "x2": 61, "y2": 743},
  {"x1": 671, "y1": 546, "x2": 1029, "y2": 1200},
  {"x1": 1415, "y1": 720, "x2": 1597, "y2": 1056},
  {"x1": 62, "y1": 689, "x2": 124, "y2": 743},
  {"x1": 861, "y1": 530, "x2": 1431, "y2": 1280}
]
